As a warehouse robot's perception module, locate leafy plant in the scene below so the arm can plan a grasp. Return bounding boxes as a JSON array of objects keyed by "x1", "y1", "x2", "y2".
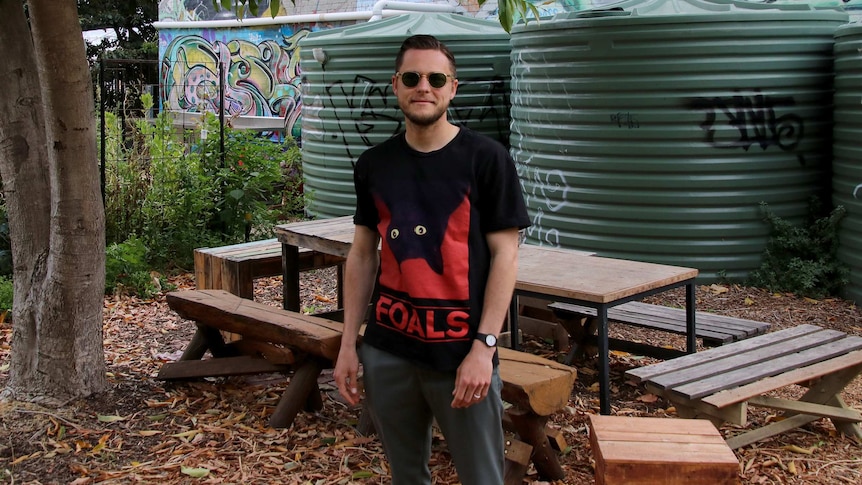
[
  {"x1": 0, "y1": 202, "x2": 11, "y2": 276},
  {"x1": 747, "y1": 198, "x2": 849, "y2": 298},
  {"x1": 105, "y1": 237, "x2": 173, "y2": 298},
  {"x1": 197, "y1": 113, "x2": 294, "y2": 241},
  {"x1": 0, "y1": 275, "x2": 12, "y2": 316},
  {"x1": 102, "y1": 93, "x2": 307, "y2": 269}
]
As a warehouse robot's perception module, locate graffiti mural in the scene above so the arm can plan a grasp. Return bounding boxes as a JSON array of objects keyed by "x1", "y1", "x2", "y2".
[{"x1": 160, "y1": 28, "x2": 308, "y2": 139}]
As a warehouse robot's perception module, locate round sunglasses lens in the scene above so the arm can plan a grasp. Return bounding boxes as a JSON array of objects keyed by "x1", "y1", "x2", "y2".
[
  {"x1": 401, "y1": 72, "x2": 420, "y2": 87},
  {"x1": 428, "y1": 73, "x2": 447, "y2": 88}
]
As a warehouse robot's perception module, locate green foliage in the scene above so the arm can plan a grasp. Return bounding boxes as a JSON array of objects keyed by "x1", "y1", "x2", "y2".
[
  {"x1": 0, "y1": 275, "x2": 12, "y2": 314},
  {"x1": 479, "y1": 0, "x2": 540, "y2": 33},
  {"x1": 197, "y1": 113, "x2": 304, "y2": 241},
  {"x1": 102, "y1": 94, "x2": 307, "y2": 269},
  {"x1": 0, "y1": 203, "x2": 11, "y2": 276},
  {"x1": 747, "y1": 198, "x2": 849, "y2": 299},
  {"x1": 105, "y1": 237, "x2": 174, "y2": 299}
]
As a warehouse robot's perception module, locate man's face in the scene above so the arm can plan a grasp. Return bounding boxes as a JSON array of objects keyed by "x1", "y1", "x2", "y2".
[{"x1": 392, "y1": 48, "x2": 458, "y2": 127}]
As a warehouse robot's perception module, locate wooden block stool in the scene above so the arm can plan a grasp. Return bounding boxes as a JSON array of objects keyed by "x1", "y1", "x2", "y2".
[{"x1": 588, "y1": 415, "x2": 739, "y2": 485}]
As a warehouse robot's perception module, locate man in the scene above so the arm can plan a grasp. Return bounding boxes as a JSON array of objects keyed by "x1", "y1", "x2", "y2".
[{"x1": 333, "y1": 34, "x2": 530, "y2": 485}]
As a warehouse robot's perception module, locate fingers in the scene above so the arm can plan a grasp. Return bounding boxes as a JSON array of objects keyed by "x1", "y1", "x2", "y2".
[
  {"x1": 337, "y1": 371, "x2": 361, "y2": 406},
  {"x1": 334, "y1": 358, "x2": 362, "y2": 406},
  {"x1": 451, "y1": 384, "x2": 489, "y2": 408}
]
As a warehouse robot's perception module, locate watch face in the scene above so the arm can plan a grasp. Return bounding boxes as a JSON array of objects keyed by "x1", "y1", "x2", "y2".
[{"x1": 484, "y1": 334, "x2": 497, "y2": 347}]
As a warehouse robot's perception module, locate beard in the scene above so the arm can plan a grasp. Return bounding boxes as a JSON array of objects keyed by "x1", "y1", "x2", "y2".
[{"x1": 401, "y1": 103, "x2": 448, "y2": 127}]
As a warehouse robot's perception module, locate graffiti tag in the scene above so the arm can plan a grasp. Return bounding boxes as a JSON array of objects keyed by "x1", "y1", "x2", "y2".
[{"x1": 686, "y1": 90, "x2": 805, "y2": 164}]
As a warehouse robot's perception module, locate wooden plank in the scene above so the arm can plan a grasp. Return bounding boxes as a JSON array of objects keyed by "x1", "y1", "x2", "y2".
[
  {"x1": 517, "y1": 315, "x2": 569, "y2": 351},
  {"x1": 157, "y1": 355, "x2": 290, "y2": 380},
  {"x1": 551, "y1": 301, "x2": 769, "y2": 344},
  {"x1": 503, "y1": 437, "x2": 533, "y2": 485},
  {"x1": 167, "y1": 290, "x2": 344, "y2": 361},
  {"x1": 230, "y1": 339, "x2": 297, "y2": 365},
  {"x1": 746, "y1": 396, "x2": 862, "y2": 421},
  {"x1": 498, "y1": 347, "x2": 576, "y2": 417},
  {"x1": 599, "y1": 441, "x2": 739, "y2": 464},
  {"x1": 626, "y1": 324, "x2": 825, "y2": 383},
  {"x1": 594, "y1": 429, "x2": 731, "y2": 445},
  {"x1": 649, "y1": 329, "x2": 848, "y2": 391},
  {"x1": 724, "y1": 414, "x2": 820, "y2": 450},
  {"x1": 501, "y1": 412, "x2": 569, "y2": 450},
  {"x1": 673, "y1": 336, "x2": 862, "y2": 400},
  {"x1": 703, "y1": 350, "x2": 862, "y2": 408},
  {"x1": 618, "y1": 302, "x2": 768, "y2": 336},
  {"x1": 194, "y1": 248, "x2": 210, "y2": 290},
  {"x1": 645, "y1": 383, "x2": 749, "y2": 426}
]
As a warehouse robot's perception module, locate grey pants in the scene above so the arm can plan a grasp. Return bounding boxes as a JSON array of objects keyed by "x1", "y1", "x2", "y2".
[{"x1": 360, "y1": 344, "x2": 505, "y2": 485}]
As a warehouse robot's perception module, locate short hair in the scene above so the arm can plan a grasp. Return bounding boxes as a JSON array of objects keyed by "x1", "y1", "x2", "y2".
[{"x1": 395, "y1": 34, "x2": 457, "y2": 76}]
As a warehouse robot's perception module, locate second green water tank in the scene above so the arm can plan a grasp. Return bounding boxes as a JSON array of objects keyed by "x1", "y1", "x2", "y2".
[
  {"x1": 510, "y1": 0, "x2": 848, "y2": 281},
  {"x1": 833, "y1": 21, "x2": 862, "y2": 305}
]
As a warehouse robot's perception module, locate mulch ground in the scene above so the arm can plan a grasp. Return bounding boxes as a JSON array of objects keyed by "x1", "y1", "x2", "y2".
[{"x1": 1, "y1": 269, "x2": 861, "y2": 484}]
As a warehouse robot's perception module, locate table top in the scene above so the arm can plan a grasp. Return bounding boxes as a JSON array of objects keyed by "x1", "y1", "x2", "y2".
[
  {"x1": 274, "y1": 216, "x2": 355, "y2": 258},
  {"x1": 274, "y1": 216, "x2": 698, "y2": 304},
  {"x1": 516, "y1": 245, "x2": 697, "y2": 304}
]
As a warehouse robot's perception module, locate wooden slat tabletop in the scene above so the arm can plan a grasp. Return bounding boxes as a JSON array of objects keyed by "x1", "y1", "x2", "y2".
[
  {"x1": 674, "y1": 335, "x2": 862, "y2": 400},
  {"x1": 274, "y1": 216, "x2": 356, "y2": 258},
  {"x1": 648, "y1": 328, "x2": 847, "y2": 391},
  {"x1": 515, "y1": 247, "x2": 697, "y2": 304},
  {"x1": 626, "y1": 324, "x2": 824, "y2": 383},
  {"x1": 703, "y1": 350, "x2": 862, "y2": 408}
]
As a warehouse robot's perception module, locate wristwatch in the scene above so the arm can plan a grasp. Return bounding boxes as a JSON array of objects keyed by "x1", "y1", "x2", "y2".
[{"x1": 475, "y1": 332, "x2": 497, "y2": 348}]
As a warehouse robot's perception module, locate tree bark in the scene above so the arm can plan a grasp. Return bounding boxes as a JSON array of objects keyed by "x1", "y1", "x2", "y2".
[{"x1": 0, "y1": 0, "x2": 107, "y2": 403}]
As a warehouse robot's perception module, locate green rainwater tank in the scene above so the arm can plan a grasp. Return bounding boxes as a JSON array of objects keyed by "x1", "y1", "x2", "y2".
[
  {"x1": 833, "y1": 21, "x2": 862, "y2": 305},
  {"x1": 299, "y1": 13, "x2": 512, "y2": 218},
  {"x1": 510, "y1": 0, "x2": 848, "y2": 281}
]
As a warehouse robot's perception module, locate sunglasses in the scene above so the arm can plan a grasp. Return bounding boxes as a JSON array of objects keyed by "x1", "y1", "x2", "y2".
[{"x1": 397, "y1": 71, "x2": 454, "y2": 89}]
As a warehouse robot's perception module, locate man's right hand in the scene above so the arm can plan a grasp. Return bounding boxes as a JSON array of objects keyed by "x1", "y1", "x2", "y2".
[{"x1": 334, "y1": 347, "x2": 361, "y2": 406}]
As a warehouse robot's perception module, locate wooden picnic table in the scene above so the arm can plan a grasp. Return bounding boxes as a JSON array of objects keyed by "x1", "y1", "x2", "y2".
[{"x1": 274, "y1": 217, "x2": 700, "y2": 415}]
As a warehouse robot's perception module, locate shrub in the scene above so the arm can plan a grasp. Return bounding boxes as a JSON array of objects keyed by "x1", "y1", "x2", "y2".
[
  {"x1": 747, "y1": 198, "x2": 849, "y2": 298},
  {"x1": 105, "y1": 237, "x2": 174, "y2": 298},
  {"x1": 0, "y1": 203, "x2": 10, "y2": 277},
  {"x1": 102, "y1": 94, "x2": 307, "y2": 269},
  {"x1": 0, "y1": 275, "x2": 12, "y2": 316}
]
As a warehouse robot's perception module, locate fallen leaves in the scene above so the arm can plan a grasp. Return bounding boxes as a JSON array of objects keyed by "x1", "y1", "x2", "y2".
[{"x1": 2, "y1": 276, "x2": 862, "y2": 484}]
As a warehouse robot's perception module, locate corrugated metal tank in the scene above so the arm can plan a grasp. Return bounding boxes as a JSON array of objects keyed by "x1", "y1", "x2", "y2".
[
  {"x1": 299, "y1": 14, "x2": 512, "y2": 218},
  {"x1": 833, "y1": 21, "x2": 862, "y2": 305},
  {"x1": 510, "y1": 0, "x2": 848, "y2": 281}
]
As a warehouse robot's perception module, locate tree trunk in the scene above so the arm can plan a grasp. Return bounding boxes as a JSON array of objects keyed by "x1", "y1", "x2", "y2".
[{"x1": 0, "y1": 0, "x2": 107, "y2": 403}]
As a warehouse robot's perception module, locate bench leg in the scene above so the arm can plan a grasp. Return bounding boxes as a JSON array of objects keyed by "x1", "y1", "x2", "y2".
[
  {"x1": 180, "y1": 325, "x2": 233, "y2": 361},
  {"x1": 507, "y1": 408, "x2": 565, "y2": 481},
  {"x1": 270, "y1": 358, "x2": 324, "y2": 428},
  {"x1": 282, "y1": 244, "x2": 301, "y2": 312},
  {"x1": 180, "y1": 328, "x2": 210, "y2": 361},
  {"x1": 796, "y1": 364, "x2": 862, "y2": 441}
]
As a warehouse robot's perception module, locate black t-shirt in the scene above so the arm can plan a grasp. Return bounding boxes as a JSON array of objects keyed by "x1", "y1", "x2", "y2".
[{"x1": 353, "y1": 127, "x2": 530, "y2": 371}]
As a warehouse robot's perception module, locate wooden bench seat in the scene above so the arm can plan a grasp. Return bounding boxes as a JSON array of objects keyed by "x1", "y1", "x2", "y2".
[
  {"x1": 194, "y1": 238, "x2": 344, "y2": 300},
  {"x1": 625, "y1": 324, "x2": 862, "y2": 449},
  {"x1": 159, "y1": 289, "x2": 576, "y2": 484},
  {"x1": 549, "y1": 301, "x2": 771, "y2": 359}
]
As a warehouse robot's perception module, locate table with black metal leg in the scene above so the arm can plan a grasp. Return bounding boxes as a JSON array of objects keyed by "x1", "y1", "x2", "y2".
[{"x1": 510, "y1": 246, "x2": 698, "y2": 415}]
